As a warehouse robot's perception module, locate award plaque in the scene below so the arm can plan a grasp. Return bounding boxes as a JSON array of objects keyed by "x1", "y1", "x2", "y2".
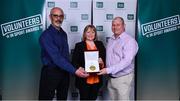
[{"x1": 84, "y1": 51, "x2": 99, "y2": 73}]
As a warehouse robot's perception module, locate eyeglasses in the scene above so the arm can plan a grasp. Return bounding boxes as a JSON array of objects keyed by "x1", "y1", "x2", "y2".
[{"x1": 51, "y1": 14, "x2": 64, "y2": 18}]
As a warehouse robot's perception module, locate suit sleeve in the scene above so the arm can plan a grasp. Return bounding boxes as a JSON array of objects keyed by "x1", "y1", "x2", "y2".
[{"x1": 72, "y1": 43, "x2": 82, "y2": 69}]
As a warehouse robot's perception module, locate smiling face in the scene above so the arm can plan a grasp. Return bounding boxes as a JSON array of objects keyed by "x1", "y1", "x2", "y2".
[
  {"x1": 49, "y1": 7, "x2": 64, "y2": 29},
  {"x1": 85, "y1": 28, "x2": 96, "y2": 41},
  {"x1": 82, "y1": 25, "x2": 97, "y2": 41},
  {"x1": 112, "y1": 17, "x2": 125, "y2": 37}
]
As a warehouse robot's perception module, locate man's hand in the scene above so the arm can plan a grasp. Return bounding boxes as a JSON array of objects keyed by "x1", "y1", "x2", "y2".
[
  {"x1": 75, "y1": 67, "x2": 89, "y2": 78},
  {"x1": 97, "y1": 68, "x2": 107, "y2": 75}
]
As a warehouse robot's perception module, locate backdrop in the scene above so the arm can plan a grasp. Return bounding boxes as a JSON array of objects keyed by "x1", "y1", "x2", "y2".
[
  {"x1": 0, "y1": 0, "x2": 44, "y2": 99},
  {"x1": 137, "y1": 0, "x2": 180, "y2": 100},
  {"x1": 0, "y1": 0, "x2": 136, "y2": 100},
  {"x1": 1, "y1": 0, "x2": 179, "y2": 100}
]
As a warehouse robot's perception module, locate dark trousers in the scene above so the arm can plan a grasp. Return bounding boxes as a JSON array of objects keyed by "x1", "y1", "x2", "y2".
[
  {"x1": 39, "y1": 66, "x2": 69, "y2": 100},
  {"x1": 79, "y1": 83, "x2": 100, "y2": 100}
]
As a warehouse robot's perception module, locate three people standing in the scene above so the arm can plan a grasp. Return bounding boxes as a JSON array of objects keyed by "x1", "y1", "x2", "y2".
[{"x1": 39, "y1": 6, "x2": 138, "y2": 100}]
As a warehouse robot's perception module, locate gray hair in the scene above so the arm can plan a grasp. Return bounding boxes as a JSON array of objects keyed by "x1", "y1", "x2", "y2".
[{"x1": 112, "y1": 17, "x2": 125, "y2": 25}]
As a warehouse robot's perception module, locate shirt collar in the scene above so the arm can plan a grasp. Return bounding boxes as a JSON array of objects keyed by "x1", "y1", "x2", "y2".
[
  {"x1": 49, "y1": 24, "x2": 63, "y2": 33},
  {"x1": 111, "y1": 31, "x2": 126, "y2": 40}
]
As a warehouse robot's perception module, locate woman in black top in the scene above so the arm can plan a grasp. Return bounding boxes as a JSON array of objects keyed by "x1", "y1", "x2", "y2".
[{"x1": 72, "y1": 25, "x2": 106, "y2": 100}]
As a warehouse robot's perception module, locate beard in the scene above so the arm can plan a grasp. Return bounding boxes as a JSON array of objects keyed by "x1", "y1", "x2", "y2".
[
  {"x1": 56, "y1": 20, "x2": 62, "y2": 26},
  {"x1": 53, "y1": 20, "x2": 63, "y2": 28}
]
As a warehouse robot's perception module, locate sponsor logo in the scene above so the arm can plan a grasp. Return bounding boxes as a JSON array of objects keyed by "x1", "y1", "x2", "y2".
[
  {"x1": 70, "y1": 2, "x2": 78, "y2": 8},
  {"x1": 70, "y1": 26, "x2": 78, "y2": 32},
  {"x1": 81, "y1": 14, "x2": 89, "y2": 20},
  {"x1": 96, "y1": 26, "x2": 103, "y2": 31},
  {"x1": 106, "y1": 14, "x2": 113, "y2": 20},
  {"x1": 141, "y1": 15, "x2": 180, "y2": 38},
  {"x1": 1, "y1": 14, "x2": 43, "y2": 38},
  {"x1": 117, "y1": 2, "x2": 124, "y2": 8},
  {"x1": 127, "y1": 14, "x2": 134, "y2": 20},
  {"x1": 48, "y1": 2, "x2": 55, "y2": 8},
  {"x1": 96, "y1": 2, "x2": 103, "y2": 8}
]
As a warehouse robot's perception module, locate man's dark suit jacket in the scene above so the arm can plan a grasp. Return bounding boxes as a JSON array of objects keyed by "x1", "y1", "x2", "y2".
[{"x1": 72, "y1": 41, "x2": 106, "y2": 88}]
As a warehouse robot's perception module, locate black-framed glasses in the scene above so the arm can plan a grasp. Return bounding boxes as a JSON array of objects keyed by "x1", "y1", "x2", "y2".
[{"x1": 51, "y1": 14, "x2": 64, "y2": 18}]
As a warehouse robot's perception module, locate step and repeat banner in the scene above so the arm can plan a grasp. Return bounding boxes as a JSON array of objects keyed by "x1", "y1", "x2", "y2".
[
  {"x1": 1, "y1": 0, "x2": 180, "y2": 100},
  {"x1": 45, "y1": 0, "x2": 137, "y2": 50},
  {"x1": 93, "y1": 0, "x2": 136, "y2": 45},
  {"x1": 0, "y1": 0, "x2": 137, "y2": 100},
  {"x1": 0, "y1": 0, "x2": 44, "y2": 100},
  {"x1": 137, "y1": 0, "x2": 180, "y2": 100}
]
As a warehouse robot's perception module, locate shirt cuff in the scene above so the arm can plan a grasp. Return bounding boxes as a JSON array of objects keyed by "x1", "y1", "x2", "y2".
[{"x1": 106, "y1": 67, "x2": 112, "y2": 74}]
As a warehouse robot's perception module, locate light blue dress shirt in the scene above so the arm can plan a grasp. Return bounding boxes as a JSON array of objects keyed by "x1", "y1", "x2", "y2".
[{"x1": 106, "y1": 32, "x2": 138, "y2": 77}]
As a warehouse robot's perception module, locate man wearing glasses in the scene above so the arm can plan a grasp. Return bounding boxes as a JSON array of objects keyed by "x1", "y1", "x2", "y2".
[{"x1": 39, "y1": 7, "x2": 89, "y2": 100}]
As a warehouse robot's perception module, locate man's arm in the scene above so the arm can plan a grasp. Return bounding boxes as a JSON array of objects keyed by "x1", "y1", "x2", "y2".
[
  {"x1": 40, "y1": 34, "x2": 89, "y2": 77},
  {"x1": 98, "y1": 39, "x2": 138, "y2": 75},
  {"x1": 40, "y1": 33, "x2": 76, "y2": 74},
  {"x1": 107, "y1": 39, "x2": 138, "y2": 75}
]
